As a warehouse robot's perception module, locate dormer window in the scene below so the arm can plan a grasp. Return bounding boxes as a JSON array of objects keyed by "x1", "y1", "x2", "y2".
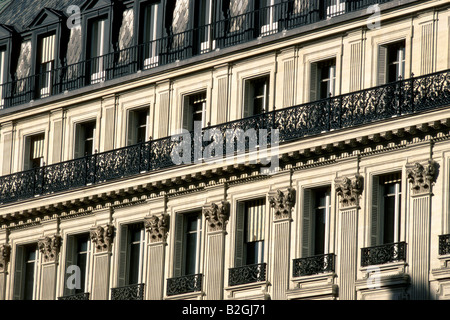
[
  {"x1": 139, "y1": 1, "x2": 162, "y2": 69},
  {"x1": 37, "y1": 33, "x2": 55, "y2": 98},
  {"x1": 88, "y1": 17, "x2": 107, "y2": 84}
]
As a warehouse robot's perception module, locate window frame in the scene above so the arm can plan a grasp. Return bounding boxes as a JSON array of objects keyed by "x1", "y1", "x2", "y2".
[
  {"x1": 13, "y1": 243, "x2": 39, "y2": 300},
  {"x1": 243, "y1": 75, "x2": 270, "y2": 118},
  {"x1": 63, "y1": 233, "x2": 92, "y2": 297},
  {"x1": 23, "y1": 132, "x2": 45, "y2": 170},
  {"x1": 117, "y1": 222, "x2": 145, "y2": 287},
  {"x1": 74, "y1": 120, "x2": 97, "y2": 159}
]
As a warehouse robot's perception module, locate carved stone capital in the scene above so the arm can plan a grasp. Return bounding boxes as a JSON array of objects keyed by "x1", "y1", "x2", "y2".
[
  {"x1": 90, "y1": 224, "x2": 114, "y2": 253},
  {"x1": 203, "y1": 201, "x2": 230, "y2": 232},
  {"x1": 407, "y1": 160, "x2": 438, "y2": 195},
  {"x1": 335, "y1": 174, "x2": 364, "y2": 208},
  {"x1": 38, "y1": 235, "x2": 61, "y2": 263},
  {"x1": 269, "y1": 187, "x2": 296, "y2": 220},
  {"x1": 144, "y1": 214, "x2": 170, "y2": 243},
  {"x1": 0, "y1": 244, "x2": 11, "y2": 272}
]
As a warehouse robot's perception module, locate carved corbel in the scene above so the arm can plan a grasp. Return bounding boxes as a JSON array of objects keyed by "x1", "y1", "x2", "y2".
[
  {"x1": 90, "y1": 224, "x2": 115, "y2": 253},
  {"x1": 335, "y1": 174, "x2": 364, "y2": 208},
  {"x1": 269, "y1": 187, "x2": 296, "y2": 220},
  {"x1": 144, "y1": 214, "x2": 170, "y2": 243},
  {"x1": 0, "y1": 244, "x2": 11, "y2": 272},
  {"x1": 203, "y1": 201, "x2": 230, "y2": 232},
  {"x1": 38, "y1": 235, "x2": 62, "y2": 263},
  {"x1": 406, "y1": 160, "x2": 438, "y2": 195}
]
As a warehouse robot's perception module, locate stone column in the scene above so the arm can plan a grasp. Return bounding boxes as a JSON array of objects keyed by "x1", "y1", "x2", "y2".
[
  {"x1": 406, "y1": 160, "x2": 438, "y2": 300},
  {"x1": 203, "y1": 201, "x2": 230, "y2": 300},
  {"x1": 335, "y1": 174, "x2": 364, "y2": 300},
  {"x1": 90, "y1": 224, "x2": 114, "y2": 300},
  {"x1": 38, "y1": 235, "x2": 61, "y2": 300},
  {"x1": 269, "y1": 188, "x2": 295, "y2": 300},
  {"x1": 144, "y1": 213, "x2": 169, "y2": 300},
  {"x1": 0, "y1": 244, "x2": 11, "y2": 300}
]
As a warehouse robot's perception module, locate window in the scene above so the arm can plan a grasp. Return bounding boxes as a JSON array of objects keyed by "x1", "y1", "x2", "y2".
[
  {"x1": 88, "y1": 17, "x2": 107, "y2": 83},
  {"x1": 117, "y1": 223, "x2": 145, "y2": 286},
  {"x1": 183, "y1": 91, "x2": 207, "y2": 132},
  {"x1": 310, "y1": 58, "x2": 336, "y2": 101},
  {"x1": 24, "y1": 133, "x2": 45, "y2": 170},
  {"x1": 255, "y1": 0, "x2": 278, "y2": 36},
  {"x1": 326, "y1": 0, "x2": 346, "y2": 18},
  {"x1": 0, "y1": 45, "x2": 6, "y2": 108},
  {"x1": 194, "y1": 0, "x2": 214, "y2": 53},
  {"x1": 127, "y1": 108, "x2": 149, "y2": 145},
  {"x1": 371, "y1": 173, "x2": 402, "y2": 246},
  {"x1": 174, "y1": 212, "x2": 202, "y2": 277},
  {"x1": 64, "y1": 234, "x2": 91, "y2": 296},
  {"x1": 377, "y1": 40, "x2": 405, "y2": 85},
  {"x1": 302, "y1": 187, "x2": 331, "y2": 257},
  {"x1": 13, "y1": 244, "x2": 38, "y2": 300},
  {"x1": 243, "y1": 76, "x2": 269, "y2": 118},
  {"x1": 235, "y1": 199, "x2": 266, "y2": 266},
  {"x1": 140, "y1": 1, "x2": 162, "y2": 69},
  {"x1": 37, "y1": 33, "x2": 55, "y2": 98},
  {"x1": 74, "y1": 121, "x2": 96, "y2": 158}
]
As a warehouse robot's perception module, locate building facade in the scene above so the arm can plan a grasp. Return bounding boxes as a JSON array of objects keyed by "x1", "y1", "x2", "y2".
[{"x1": 0, "y1": 0, "x2": 449, "y2": 300}]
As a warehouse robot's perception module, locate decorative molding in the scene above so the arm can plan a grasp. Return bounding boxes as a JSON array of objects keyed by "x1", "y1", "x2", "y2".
[
  {"x1": 38, "y1": 235, "x2": 61, "y2": 263},
  {"x1": 0, "y1": 244, "x2": 11, "y2": 272},
  {"x1": 90, "y1": 224, "x2": 115, "y2": 253},
  {"x1": 203, "y1": 201, "x2": 230, "y2": 232},
  {"x1": 269, "y1": 187, "x2": 296, "y2": 220},
  {"x1": 335, "y1": 174, "x2": 364, "y2": 208},
  {"x1": 406, "y1": 160, "x2": 438, "y2": 195},
  {"x1": 144, "y1": 214, "x2": 170, "y2": 243}
]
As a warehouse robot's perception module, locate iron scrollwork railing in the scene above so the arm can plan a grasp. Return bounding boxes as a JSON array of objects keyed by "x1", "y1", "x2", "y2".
[
  {"x1": 58, "y1": 292, "x2": 90, "y2": 300},
  {"x1": 361, "y1": 242, "x2": 407, "y2": 267},
  {"x1": 439, "y1": 234, "x2": 450, "y2": 256},
  {"x1": 0, "y1": 70, "x2": 449, "y2": 205},
  {"x1": 292, "y1": 253, "x2": 335, "y2": 277},
  {"x1": 228, "y1": 263, "x2": 267, "y2": 286},
  {"x1": 0, "y1": 0, "x2": 396, "y2": 110},
  {"x1": 166, "y1": 274, "x2": 202, "y2": 296},
  {"x1": 111, "y1": 283, "x2": 145, "y2": 300}
]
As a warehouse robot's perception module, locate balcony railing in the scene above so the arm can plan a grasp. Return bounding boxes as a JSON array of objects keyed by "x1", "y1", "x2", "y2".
[
  {"x1": 228, "y1": 263, "x2": 267, "y2": 286},
  {"x1": 439, "y1": 234, "x2": 450, "y2": 255},
  {"x1": 293, "y1": 253, "x2": 335, "y2": 277},
  {"x1": 166, "y1": 274, "x2": 202, "y2": 296},
  {"x1": 58, "y1": 292, "x2": 90, "y2": 300},
  {"x1": 361, "y1": 242, "x2": 407, "y2": 267},
  {"x1": 0, "y1": 69, "x2": 448, "y2": 205},
  {"x1": 0, "y1": 0, "x2": 395, "y2": 110},
  {"x1": 111, "y1": 283, "x2": 145, "y2": 300}
]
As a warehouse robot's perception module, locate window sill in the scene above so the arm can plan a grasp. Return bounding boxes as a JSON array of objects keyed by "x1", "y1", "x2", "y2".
[
  {"x1": 164, "y1": 291, "x2": 204, "y2": 300},
  {"x1": 225, "y1": 281, "x2": 270, "y2": 300}
]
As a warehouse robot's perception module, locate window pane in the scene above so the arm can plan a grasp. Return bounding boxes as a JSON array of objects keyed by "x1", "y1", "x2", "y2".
[
  {"x1": 185, "y1": 232, "x2": 198, "y2": 275},
  {"x1": 314, "y1": 208, "x2": 326, "y2": 255},
  {"x1": 128, "y1": 242, "x2": 141, "y2": 284},
  {"x1": 383, "y1": 195, "x2": 396, "y2": 244}
]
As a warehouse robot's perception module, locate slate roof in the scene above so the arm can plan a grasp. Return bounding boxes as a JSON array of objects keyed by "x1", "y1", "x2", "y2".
[{"x1": 0, "y1": 0, "x2": 87, "y2": 33}]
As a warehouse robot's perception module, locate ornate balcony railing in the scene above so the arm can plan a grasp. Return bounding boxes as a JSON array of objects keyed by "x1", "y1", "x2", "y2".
[
  {"x1": 439, "y1": 234, "x2": 450, "y2": 255},
  {"x1": 292, "y1": 253, "x2": 335, "y2": 277},
  {"x1": 0, "y1": 0, "x2": 396, "y2": 110},
  {"x1": 228, "y1": 263, "x2": 267, "y2": 286},
  {"x1": 361, "y1": 242, "x2": 407, "y2": 267},
  {"x1": 0, "y1": 69, "x2": 448, "y2": 205},
  {"x1": 111, "y1": 283, "x2": 145, "y2": 300},
  {"x1": 58, "y1": 292, "x2": 90, "y2": 300},
  {"x1": 166, "y1": 274, "x2": 202, "y2": 296}
]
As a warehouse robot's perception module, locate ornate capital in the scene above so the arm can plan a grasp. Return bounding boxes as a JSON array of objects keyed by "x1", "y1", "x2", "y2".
[
  {"x1": 0, "y1": 244, "x2": 11, "y2": 272},
  {"x1": 203, "y1": 201, "x2": 230, "y2": 232},
  {"x1": 335, "y1": 174, "x2": 364, "y2": 208},
  {"x1": 38, "y1": 235, "x2": 61, "y2": 263},
  {"x1": 269, "y1": 187, "x2": 296, "y2": 220},
  {"x1": 144, "y1": 214, "x2": 170, "y2": 243},
  {"x1": 90, "y1": 224, "x2": 115, "y2": 253},
  {"x1": 407, "y1": 160, "x2": 438, "y2": 195}
]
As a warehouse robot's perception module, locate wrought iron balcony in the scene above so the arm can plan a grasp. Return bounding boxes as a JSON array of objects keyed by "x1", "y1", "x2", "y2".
[
  {"x1": 111, "y1": 283, "x2": 145, "y2": 300},
  {"x1": 229, "y1": 263, "x2": 267, "y2": 286},
  {"x1": 293, "y1": 253, "x2": 335, "y2": 277},
  {"x1": 0, "y1": 70, "x2": 448, "y2": 206},
  {"x1": 58, "y1": 292, "x2": 90, "y2": 300},
  {"x1": 361, "y1": 242, "x2": 407, "y2": 267},
  {"x1": 0, "y1": 0, "x2": 396, "y2": 110},
  {"x1": 166, "y1": 274, "x2": 202, "y2": 296},
  {"x1": 439, "y1": 234, "x2": 450, "y2": 255}
]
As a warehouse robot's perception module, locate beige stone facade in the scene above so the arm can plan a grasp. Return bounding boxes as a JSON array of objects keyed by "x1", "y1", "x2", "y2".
[{"x1": 0, "y1": 0, "x2": 449, "y2": 301}]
